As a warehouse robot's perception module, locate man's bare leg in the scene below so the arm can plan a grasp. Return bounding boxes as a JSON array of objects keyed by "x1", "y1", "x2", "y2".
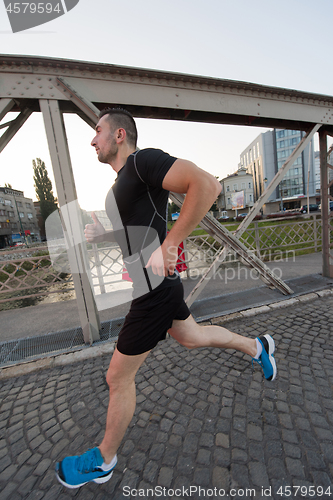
[
  {"x1": 98, "y1": 347, "x2": 150, "y2": 464},
  {"x1": 168, "y1": 314, "x2": 257, "y2": 357},
  {"x1": 168, "y1": 314, "x2": 277, "y2": 381}
]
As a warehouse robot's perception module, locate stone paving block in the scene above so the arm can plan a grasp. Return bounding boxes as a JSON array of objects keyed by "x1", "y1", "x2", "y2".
[
  {"x1": 143, "y1": 459, "x2": 159, "y2": 482},
  {"x1": 16, "y1": 474, "x2": 38, "y2": 496},
  {"x1": 0, "y1": 482, "x2": 17, "y2": 500},
  {"x1": 157, "y1": 466, "x2": 173, "y2": 487},
  {"x1": 40, "y1": 484, "x2": 63, "y2": 500},
  {"x1": 199, "y1": 432, "x2": 214, "y2": 448},
  {"x1": 183, "y1": 433, "x2": 199, "y2": 454},
  {"x1": 176, "y1": 454, "x2": 195, "y2": 475},
  {"x1": 27, "y1": 452, "x2": 41, "y2": 466},
  {"x1": 196, "y1": 448, "x2": 211, "y2": 466},
  {"x1": 286, "y1": 457, "x2": 306, "y2": 478},
  {"x1": 1, "y1": 463, "x2": 18, "y2": 481},
  {"x1": 194, "y1": 467, "x2": 210, "y2": 486},
  {"x1": 249, "y1": 461, "x2": 270, "y2": 488},
  {"x1": 0, "y1": 453, "x2": 11, "y2": 473},
  {"x1": 247, "y1": 424, "x2": 263, "y2": 441},
  {"x1": 149, "y1": 442, "x2": 165, "y2": 460},
  {"x1": 310, "y1": 470, "x2": 333, "y2": 489},
  {"x1": 128, "y1": 451, "x2": 146, "y2": 471},
  {"x1": 162, "y1": 447, "x2": 178, "y2": 466},
  {"x1": 231, "y1": 463, "x2": 250, "y2": 488},
  {"x1": 212, "y1": 466, "x2": 230, "y2": 490}
]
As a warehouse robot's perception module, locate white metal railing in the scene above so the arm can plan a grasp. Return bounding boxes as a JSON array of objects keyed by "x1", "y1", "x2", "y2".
[{"x1": 0, "y1": 215, "x2": 328, "y2": 306}]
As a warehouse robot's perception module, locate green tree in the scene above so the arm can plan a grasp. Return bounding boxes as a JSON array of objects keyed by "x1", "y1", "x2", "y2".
[{"x1": 33, "y1": 158, "x2": 58, "y2": 221}]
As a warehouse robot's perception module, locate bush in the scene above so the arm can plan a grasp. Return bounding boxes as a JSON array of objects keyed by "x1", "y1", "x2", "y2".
[{"x1": 266, "y1": 211, "x2": 300, "y2": 219}]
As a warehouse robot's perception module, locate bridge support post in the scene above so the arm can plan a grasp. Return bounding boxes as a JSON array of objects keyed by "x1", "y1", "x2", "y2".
[
  {"x1": 320, "y1": 129, "x2": 333, "y2": 278},
  {"x1": 40, "y1": 98, "x2": 101, "y2": 343}
]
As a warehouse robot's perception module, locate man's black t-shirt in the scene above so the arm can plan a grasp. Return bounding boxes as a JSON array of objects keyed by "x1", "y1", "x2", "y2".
[{"x1": 105, "y1": 148, "x2": 181, "y2": 294}]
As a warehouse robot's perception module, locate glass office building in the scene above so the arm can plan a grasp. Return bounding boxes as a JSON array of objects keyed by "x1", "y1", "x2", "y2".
[{"x1": 275, "y1": 129, "x2": 304, "y2": 200}]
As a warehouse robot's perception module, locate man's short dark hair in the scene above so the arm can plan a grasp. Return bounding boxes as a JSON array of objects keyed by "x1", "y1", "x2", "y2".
[{"x1": 99, "y1": 108, "x2": 138, "y2": 148}]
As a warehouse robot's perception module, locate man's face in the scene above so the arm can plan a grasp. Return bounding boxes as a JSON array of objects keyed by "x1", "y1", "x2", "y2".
[{"x1": 91, "y1": 115, "x2": 118, "y2": 164}]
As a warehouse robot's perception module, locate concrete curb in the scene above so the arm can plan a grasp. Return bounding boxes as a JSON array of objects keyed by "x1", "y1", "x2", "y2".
[
  {"x1": 1, "y1": 288, "x2": 332, "y2": 380},
  {"x1": 0, "y1": 342, "x2": 115, "y2": 380},
  {"x1": 211, "y1": 288, "x2": 333, "y2": 324}
]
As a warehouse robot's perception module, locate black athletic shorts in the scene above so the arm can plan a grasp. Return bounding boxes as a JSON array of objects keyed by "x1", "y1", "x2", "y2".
[{"x1": 116, "y1": 282, "x2": 190, "y2": 356}]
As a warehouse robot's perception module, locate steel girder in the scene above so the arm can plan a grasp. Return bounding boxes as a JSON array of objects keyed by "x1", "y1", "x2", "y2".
[
  {"x1": 1, "y1": 55, "x2": 333, "y2": 132},
  {"x1": 0, "y1": 98, "x2": 15, "y2": 120},
  {"x1": 0, "y1": 106, "x2": 33, "y2": 154}
]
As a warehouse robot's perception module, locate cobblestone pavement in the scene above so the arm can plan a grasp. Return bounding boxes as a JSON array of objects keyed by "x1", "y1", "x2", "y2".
[{"x1": 1, "y1": 295, "x2": 333, "y2": 500}]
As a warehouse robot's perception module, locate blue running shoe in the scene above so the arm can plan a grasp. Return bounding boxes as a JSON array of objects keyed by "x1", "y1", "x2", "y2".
[
  {"x1": 55, "y1": 447, "x2": 117, "y2": 489},
  {"x1": 253, "y1": 334, "x2": 277, "y2": 381}
]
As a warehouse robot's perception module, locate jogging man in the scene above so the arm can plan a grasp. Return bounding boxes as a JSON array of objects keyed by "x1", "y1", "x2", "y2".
[{"x1": 55, "y1": 108, "x2": 277, "y2": 489}]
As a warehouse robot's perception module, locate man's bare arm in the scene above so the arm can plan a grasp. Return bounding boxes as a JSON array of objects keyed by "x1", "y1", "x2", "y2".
[
  {"x1": 146, "y1": 159, "x2": 221, "y2": 276},
  {"x1": 162, "y1": 159, "x2": 221, "y2": 247}
]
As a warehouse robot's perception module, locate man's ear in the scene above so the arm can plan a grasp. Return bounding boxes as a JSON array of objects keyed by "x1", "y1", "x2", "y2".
[{"x1": 116, "y1": 128, "x2": 126, "y2": 143}]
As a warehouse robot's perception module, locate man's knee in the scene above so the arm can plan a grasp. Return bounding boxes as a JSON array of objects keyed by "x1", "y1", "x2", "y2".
[
  {"x1": 105, "y1": 367, "x2": 131, "y2": 391},
  {"x1": 105, "y1": 348, "x2": 148, "y2": 389}
]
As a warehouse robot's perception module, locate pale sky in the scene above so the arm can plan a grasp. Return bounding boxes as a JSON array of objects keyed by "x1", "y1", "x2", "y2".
[{"x1": 1, "y1": 0, "x2": 332, "y2": 210}]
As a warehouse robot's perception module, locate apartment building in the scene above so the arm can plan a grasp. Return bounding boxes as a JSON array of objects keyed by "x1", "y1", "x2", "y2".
[
  {"x1": 218, "y1": 167, "x2": 254, "y2": 216},
  {"x1": 0, "y1": 187, "x2": 40, "y2": 248}
]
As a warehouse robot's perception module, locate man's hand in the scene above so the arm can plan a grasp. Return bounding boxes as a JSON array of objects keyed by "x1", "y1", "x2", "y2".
[
  {"x1": 84, "y1": 212, "x2": 106, "y2": 243},
  {"x1": 146, "y1": 241, "x2": 178, "y2": 277}
]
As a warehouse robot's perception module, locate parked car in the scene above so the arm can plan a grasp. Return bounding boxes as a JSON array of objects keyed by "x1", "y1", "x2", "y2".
[
  {"x1": 236, "y1": 213, "x2": 249, "y2": 221},
  {"x1": 318, "y1": 200, "x2": 333, "y2": 211},
  {"x1": 300, "y1": 204, "x2": 319, "y2": 213},
  {"x1": 218, "y1": 215, "x2": 230, "y2": 222}
]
